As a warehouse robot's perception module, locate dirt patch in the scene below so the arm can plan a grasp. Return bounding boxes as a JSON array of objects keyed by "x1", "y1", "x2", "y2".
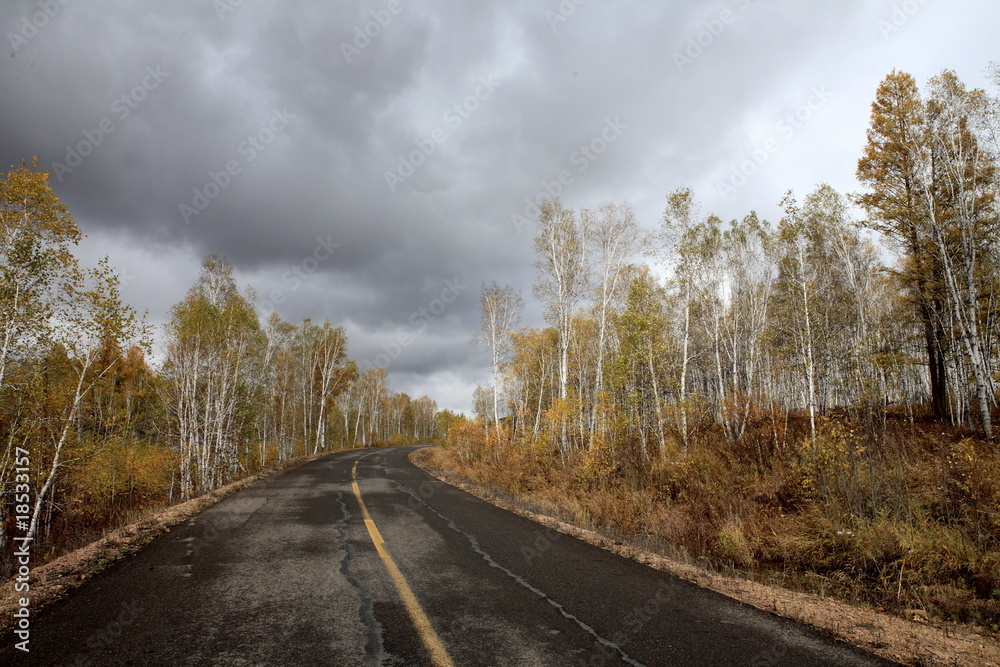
[
  {"x1": 410, "y1": 447, "x2": 1000, "y2": 667},
  {"x1": 0, "y1": 455, "x2": 323, "y2": 632}
]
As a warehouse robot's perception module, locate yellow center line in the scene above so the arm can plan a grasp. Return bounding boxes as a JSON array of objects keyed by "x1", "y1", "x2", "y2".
[{"x1": 351, "y1": 460, "x2": 455, "y2": 667}]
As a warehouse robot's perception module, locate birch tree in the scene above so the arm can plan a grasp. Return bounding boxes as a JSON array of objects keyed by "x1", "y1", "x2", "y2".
[
  {"x1": 717, "y1": 212, "x2": 776, "y2": 441},
  {"x1": 661, "y1": 188, "x2": 717, "y2": 450},
  {"x1": 354, "y1": 368, "x2": 389, "y2": 447},
  {"x1": 772, "y1": 193, "x2": 823, "y2": 440},
  {"x1": 583, "y1": 202, "x2": 645, "y2": 448},
  {"x1": 611, "y1": 268, "x2": 670, "y2": 458},
  {"x1": 0, "y1": 164, "x2": 150, "y2": 545},
  {"x1": 163, "y1": 255, "x2": 264, "y2": 498},
  {"x1": 297, "y1": 320, "x2": 353, "y2": 454},
  {"x1": 916, "y1": 71, "x2": 998, "y2": 438},
  {"x1": 471, "y1": 282, "x2": 523, "y2": 432},
  {"x1": 1, "y1": 160, "x2": 82, "y2": 548},
  {"x1": 27, "y1": 260, "x2": 148, "y2": 542},
  {"x1": 0, "y1": 159, "x2": 80, "y2": 395},
  {"x1": 534, "y1": 201, "x2": 589, "y2": 403},
  {"x1": 533, "y1": 201, "x2": 589, "y2": 455}
]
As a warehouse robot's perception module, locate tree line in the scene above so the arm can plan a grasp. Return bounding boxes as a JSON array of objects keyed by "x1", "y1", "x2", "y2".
[
  {"x1": 0, "y1": 165, "x2": 442, "y2": 573},
  {"x1": 449, "y1": 66, "x2": 1000, "y2": 622},
  {"x1": 470, "y1": 68, "x2": 999, "y2": 461}
]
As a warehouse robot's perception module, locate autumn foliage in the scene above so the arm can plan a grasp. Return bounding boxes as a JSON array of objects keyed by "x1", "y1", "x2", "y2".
[
  {"x1": 0, "y1": 162, "x2": 443, "y2": 577},
  {"x1": 451, "y1": 69, "x2": 1000, "y2": 628}
]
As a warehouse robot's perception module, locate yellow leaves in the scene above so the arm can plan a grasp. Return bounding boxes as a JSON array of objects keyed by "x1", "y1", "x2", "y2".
[
  {"x1": 792, "y1": 419, "x2": 868, "y2": 502},
  {"x1": 577, "y1": 433, "x2": 615, "y2": 487},
  {"x1": 446, "y1": 417, "x2": 488, "y2": 462},
  {"x1": 0, "y1": 157, "x2": 80, "y2": 243},
  {"x1": 942, "y1": 437, "x2": 995, "y2": 506},
  {"x1": 65, "y1": 438, "x2": 176, "y2": 523}
]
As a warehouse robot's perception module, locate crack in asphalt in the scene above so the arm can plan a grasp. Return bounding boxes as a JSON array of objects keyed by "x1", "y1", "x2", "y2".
[
  {"x1": 392, "y1": 479, "x2": 646, "y2": 667},
  {"x1": 334, "y1": 490, "x2": 385, "y2": 667},
  {"x1": 235, "y1": 495, "x2": 270, "y2": 529}
]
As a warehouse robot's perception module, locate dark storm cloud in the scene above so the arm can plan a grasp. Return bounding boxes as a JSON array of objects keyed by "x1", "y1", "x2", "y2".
[{"x1": 2, "y1": 0, "x2": 997, "y2": 411}]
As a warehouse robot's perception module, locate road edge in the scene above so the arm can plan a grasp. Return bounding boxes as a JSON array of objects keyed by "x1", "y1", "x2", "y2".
[
  {"x1": 0, "y1": 450, "x2": 336, "y2": 632},
  {"x1": 408, "y1": 446, "x2": 1000, "y2": 667}
]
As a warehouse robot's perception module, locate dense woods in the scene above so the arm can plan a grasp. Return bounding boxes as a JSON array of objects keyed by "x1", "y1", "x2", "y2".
[
  {"x1": 0, "y1": 164, "x2": 441, "y2": 573},
  {"x1": 444, "y1": 68, "x2": 1000, "y2": 624}
]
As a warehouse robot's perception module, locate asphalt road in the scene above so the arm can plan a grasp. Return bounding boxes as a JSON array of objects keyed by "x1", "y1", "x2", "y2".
[{"x1": 2, "y1": 446, "x2": 898, "y2": 666}]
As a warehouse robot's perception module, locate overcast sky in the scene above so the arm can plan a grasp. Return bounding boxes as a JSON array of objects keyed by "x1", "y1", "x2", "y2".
[{"x1": 1, "y1": 0, "x2": 997, "y2": 413}]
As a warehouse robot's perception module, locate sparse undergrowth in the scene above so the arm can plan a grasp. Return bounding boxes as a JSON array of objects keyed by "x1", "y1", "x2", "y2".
[{"x1": 425, "y1": 415, "x2": 1000, "y2": 637}]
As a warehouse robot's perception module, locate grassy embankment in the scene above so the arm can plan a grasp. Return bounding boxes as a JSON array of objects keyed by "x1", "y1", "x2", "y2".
[{"x1": 423, "y1": 412, "x2": 1000, "y2": 633}]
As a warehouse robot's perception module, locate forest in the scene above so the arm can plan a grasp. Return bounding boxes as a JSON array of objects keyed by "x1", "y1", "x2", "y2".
[
  {"x1": 0, "y1": 170, "x2": 444, "y2": 575},
  {"x1": 434, "y1": 69, "x2": 1000, "y2": 626},
  {"x1": 3, "y1": 66, "x2": 999, "y2": 630}
]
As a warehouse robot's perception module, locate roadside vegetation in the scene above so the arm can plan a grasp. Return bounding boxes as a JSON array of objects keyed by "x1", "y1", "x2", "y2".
[
  {"x1": 440, "y1": 68, "x2": 1000, "y2": 632},
  {"x1": 0, "y1": 161, "x2": 444, "y2": 577}
]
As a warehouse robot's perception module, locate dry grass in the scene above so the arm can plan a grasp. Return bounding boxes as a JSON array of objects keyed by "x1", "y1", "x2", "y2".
[{"x1": 412, "y1": 419, "x2": 1000, "y2": 667}]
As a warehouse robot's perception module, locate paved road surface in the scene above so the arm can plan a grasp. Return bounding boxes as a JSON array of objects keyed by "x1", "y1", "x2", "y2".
[{"x1": 2, "y1": 446, "x2": 897, "y2": 665}]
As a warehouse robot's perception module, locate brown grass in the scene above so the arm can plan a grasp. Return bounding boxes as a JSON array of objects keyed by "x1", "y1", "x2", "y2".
[{"x1": 412, "y1": 413, "x2": 1000, "y2": 666}]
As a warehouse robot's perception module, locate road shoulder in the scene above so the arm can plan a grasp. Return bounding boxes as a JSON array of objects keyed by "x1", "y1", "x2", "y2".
[
  {"x1": 0, "y1": 453, "x2": 329, "y2": 632},
  {"x1": 409, "y1": 446, "x2": 1000, "y2": 667}
]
